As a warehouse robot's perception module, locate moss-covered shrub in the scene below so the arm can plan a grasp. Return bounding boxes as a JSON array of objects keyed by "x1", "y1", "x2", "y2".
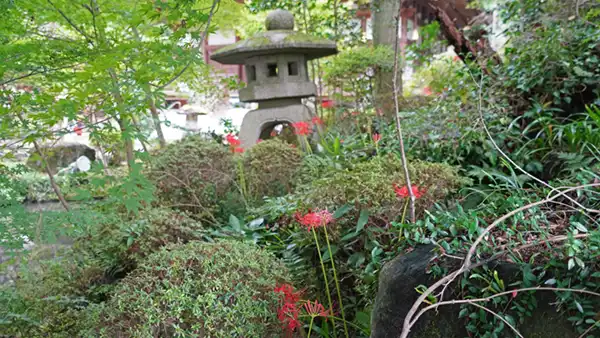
[
  {"x1": 244, "y1": 139, "x2": 303, "y2": 201},
  {"x1": 148, "y1": 135, "x2": 236, "y2": 220},
  {"x1": 299, "y1": 154, "x2": 468, "y2": 220},
  {"x1": 90, "y1": 240, "x2": 288, "y2": 337}
]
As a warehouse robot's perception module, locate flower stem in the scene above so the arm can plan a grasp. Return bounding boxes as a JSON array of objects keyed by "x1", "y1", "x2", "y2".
[
  {"x1": 307, "y1": 316, "x2": 315, "y2": 337},
  {"x1": 323, "y1": 226, "x2": 349, "y2": 338},
  {"x1": 237, "y1": 159, "x2": 248, "y2": 200},
  {"x1": 398, "y1": 198, "x2": 409, "y2": 242},
  {"x1": 312, "y1": 228, "x2": 337, "y2": 338}
]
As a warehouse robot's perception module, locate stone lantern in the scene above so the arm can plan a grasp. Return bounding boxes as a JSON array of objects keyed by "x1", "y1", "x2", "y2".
[{"x1": 210, "y1": 9, "x2": 338, "y2": 148}]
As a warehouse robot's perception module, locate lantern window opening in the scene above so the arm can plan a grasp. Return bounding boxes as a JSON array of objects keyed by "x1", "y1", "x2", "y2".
[
  {"x1": 247, "y1": 65, "x2": 257, "y2": 82},
  {"x1": 267, "y1": 63, "x2": 279, "y2": 77},
  {"x1": 287, "y1": 62, "x2": 299, "y2": 76}
]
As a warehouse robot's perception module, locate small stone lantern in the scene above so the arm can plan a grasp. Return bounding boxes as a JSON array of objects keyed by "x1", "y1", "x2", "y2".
[{"x1": 210, "y1": 9, "x2": 338, "y2": 148}]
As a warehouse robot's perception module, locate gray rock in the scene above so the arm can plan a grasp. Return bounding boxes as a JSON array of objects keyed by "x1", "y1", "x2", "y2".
[
  {"x1": 371, "y1": 245, "x2": 580, "y2": 337},
  {"x1": 26, "y1": 143, "x2": 96, "y2": 174}
]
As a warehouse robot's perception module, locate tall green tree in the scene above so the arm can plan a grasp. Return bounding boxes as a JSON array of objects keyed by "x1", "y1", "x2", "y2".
[{"x1": 0, "y1": 0, "x2": 237, "y2": 168}]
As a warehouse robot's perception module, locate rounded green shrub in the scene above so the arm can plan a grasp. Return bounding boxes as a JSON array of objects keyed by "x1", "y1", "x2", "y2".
[
  {"x1": 300, "y1": 154, "x2": 468, "y2": 220},
  {"x1": 0, "y1": 208, "x2": 207, "y2": 337},
  {"x1": 91, "y1": 240, "x2": 288, "y2": 337},
  {"x1": 148, "y1": 135, "x2": 235, "y2": 220},
  {"x1": 244, "y1": 139, "x2": 302, "y2": 201}
]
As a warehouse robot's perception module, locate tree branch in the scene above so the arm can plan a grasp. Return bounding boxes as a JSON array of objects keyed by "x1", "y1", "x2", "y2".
[
  {"x1": 46, "y1": 0, "x2": 94, "y2": 45},
  {"x1": 156, "y1": 0, "x2": 220, "y2": 90}
]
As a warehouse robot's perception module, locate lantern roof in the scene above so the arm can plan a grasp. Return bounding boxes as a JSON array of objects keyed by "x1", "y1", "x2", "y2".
[{"x1": 210, "y1": 9, "x2": 338, "y2": 64}]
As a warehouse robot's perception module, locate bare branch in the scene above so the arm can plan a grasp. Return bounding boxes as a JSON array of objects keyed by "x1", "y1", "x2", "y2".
[{"x1": 399, "y1": 183, "x2": 600, "y2": 338}]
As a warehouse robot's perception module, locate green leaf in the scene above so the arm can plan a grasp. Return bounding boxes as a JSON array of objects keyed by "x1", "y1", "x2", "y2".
[
  {"x1": 573, "y1": 66, "x2": 594, "y2": 77},
  {"x1": 355, "y1": 209, "x2": 369, "y2": 233},
  {"x1": 573, "y1": 222, "x2": 588, "y2": 233},
  {"x1": 341, "y1": 230, "x2": 360, "y2": 241},
  {"x1": 229, "y1": 214, "x2": 241, "y2": 232},
  {"x1": 348, "y1": 252, "x2": 366, "y2": 267},
  {"x1": 355, "y1": 311, "x2": 371, "y2": 330},
  {"x1": 333, "y1": 204, "x2": 352, "y2": 219}
]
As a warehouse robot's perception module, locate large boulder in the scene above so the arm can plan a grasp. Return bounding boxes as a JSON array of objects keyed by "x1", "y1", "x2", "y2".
[
  {"x1": 372, "y1": 245, "x2": 580, "y2": 338},
  {"x1": 26, "y1": 143, "x2": 96, "y2": 174}
]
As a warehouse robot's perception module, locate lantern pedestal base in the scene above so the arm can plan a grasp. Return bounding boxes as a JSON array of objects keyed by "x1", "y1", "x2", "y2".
[{"x1": 239, "y1": 99, "x2": 313, "y2": 148}]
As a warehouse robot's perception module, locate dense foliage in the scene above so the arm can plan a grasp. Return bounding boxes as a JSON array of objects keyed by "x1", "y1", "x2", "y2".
[
  {"x1": 2, "y1": 0, "x2": 600, "y2": 337},
  {"x1": 87, "y1": 240, "x2": 288, "y2": 337},
  {"x1": 149, "y1": 135, "x2": 236, "y2": 222},
  {"x1": 244, "y1": 139, "x2": 303, "y2": 201}
]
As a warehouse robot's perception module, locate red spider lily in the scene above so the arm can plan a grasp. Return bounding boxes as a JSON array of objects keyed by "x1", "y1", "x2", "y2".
[
  {"x1": 295, "y1": 210, "x2": 334, "y2": 232},
  {"x1": 312, "y1": 116, "x2": 324, "y2": 126},
  {"x1": 291, "y1": 121, "x2": 311, "y2": 136},
  {"x1": 275, "y1": 284, "x2": 302, "y2": 333},
  {"x1": 233, "y1": 147, "x2": 244, "y2": 153},
  {"x1": 372, "y1": 133, "x2": 381, "y2": 143},
  {"x1": 511, "y1": 290, "x2": 518, "y2": 298},
  {"x1": 423, "y1": 86, "x2": 433, "y2": 96},
  {"x1": 225, "y1": 134, "x2": 240, "y2": 147},
  {"x1": 321, "y1": 100, "x2": 334, "y2": 108},
  {"x1": 394, "y1": 184, "x2": 425, "y2": 199},
  {"x1": 274, "y1": 284, "x2": 301, "y2": 304},
  {"x1": 304, "y1": 299, "x2": 330, "y2": 318}
]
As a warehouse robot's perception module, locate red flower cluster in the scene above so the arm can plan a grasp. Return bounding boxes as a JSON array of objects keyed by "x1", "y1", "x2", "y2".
[
  {"x1": 312, "y1": 116, "x2": 324, "y2": 126},
  {"x1": 291, "y1": 121, "x2": 311, "y2": 136},
  {"x1": 225, "y1": 134, "x2": 244, "y2": 153},
  {"x1": 275, "y1": 284, "x2": 302, "y2": 333},
  {"x1": 372, "y1": 133, "x2": 381, "y2": 143},
  {"x1": 321, "y1": 100, "x2": 334, "y2": 108},
  {"x1": 295, "y1": 210, "x2": 334, "y2": 232},
  {"x1": 394, "y1": 184, "x2": 425, "y2": 199}
]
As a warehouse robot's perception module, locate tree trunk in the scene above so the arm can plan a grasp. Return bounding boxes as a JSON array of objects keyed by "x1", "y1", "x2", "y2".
[
  {"x1": 116, "y1": 117, "x2": 135, "y2": 169},
  {"x1": 150, "y1": 99, "x2": 166, "y2": 148},
  {"x1": 16, "y1": 114, "x2": 70, "y2": 211},
  {"x1": 372, "y1": 0, "x2": 402, "y2": 116}
]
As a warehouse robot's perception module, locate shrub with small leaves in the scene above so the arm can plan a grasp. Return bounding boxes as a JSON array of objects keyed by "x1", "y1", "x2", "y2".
[
  {"x1": 90, "y1": 240, "x2": 289, "y2": 337},
  {"x1": 148, "y1": 135, "x2": 236, "y2": 221},
  {"x1": 300, "y1": 154, "x2": 468, "y2": 220},
  {"x1": 244, "y1": 139, "x2": 303, "y2": 201}
]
